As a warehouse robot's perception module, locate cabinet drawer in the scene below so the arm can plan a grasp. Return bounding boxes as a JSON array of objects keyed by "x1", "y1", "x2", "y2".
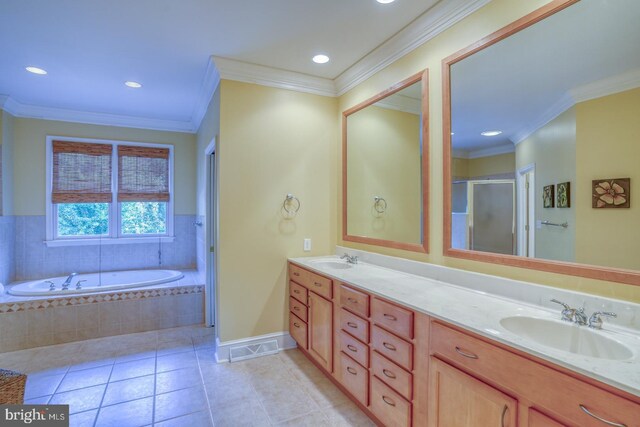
[
  {"x1": 371, "y1": 298, "x2": 413, "y2": 340},
  {"x1": 339, "y1": 330, "x2": 369, "y2": 368},
  {"x1": 339, "y1": 352, "x2": 368, "y2": 407},
  {"x1": 289, "y1": 312, "x2": 307, "y2": 350},
  {"x1": 431, "y1": 321, "x2": 640, "y2": 427},
  {"x1": 371, "y1": 325, "x2": 412, "y2": 371},
  {"x1": 289, "y1": 296, "x2": 307, "y2": 322},
  {"x1": 340, "y1": 308, "x2": 369, "y2": 343},
  {"x1": 289, "y1": 281, "x2": 308, "y2": 305},
  {"x1": 371, "y1": 351, "x2": 412, "y2": 401},
  {"x1": 340, "y1": 284, "x2": 369, "y2": 318},
  {"x1": 370, "y1": 376, "x2": 411, "y2": 427},
  {"x1": 289, "y1": 263, "x2": 333, "y2": 300}
]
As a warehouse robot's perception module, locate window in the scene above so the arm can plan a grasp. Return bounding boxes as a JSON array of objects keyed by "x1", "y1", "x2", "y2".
[{"x1": 46, "y1": 137, "x2": 174, "y2": 244}]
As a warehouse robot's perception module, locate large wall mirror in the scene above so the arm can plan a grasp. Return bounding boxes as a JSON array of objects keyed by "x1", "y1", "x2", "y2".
[
  {"x1": 343, "y1": 70, "x2": 429, "y2": 252},
  {"x1": 444, "y1": 0, "x2": 640, "y2": 285}
]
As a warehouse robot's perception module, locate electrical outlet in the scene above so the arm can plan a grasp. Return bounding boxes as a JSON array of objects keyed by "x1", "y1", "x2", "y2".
[{"x1": 303, "y1": 238, "x2": 312, "y2": 251}]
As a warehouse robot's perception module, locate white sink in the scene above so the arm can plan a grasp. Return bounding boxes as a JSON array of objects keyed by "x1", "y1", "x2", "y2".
[
  {"x1": 309, "y1": 259, "x2": 353, "y2": 270},
  {"x1": 500, "y1": 316, "x2": 633, "y2": 360}
]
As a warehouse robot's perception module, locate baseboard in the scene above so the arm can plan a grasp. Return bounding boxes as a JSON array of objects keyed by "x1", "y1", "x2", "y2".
[{"x1": 214, "y1": 331, "x2": 297, "y2": 363}]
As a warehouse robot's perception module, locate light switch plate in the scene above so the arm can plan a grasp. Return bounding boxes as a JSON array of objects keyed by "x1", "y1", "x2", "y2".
[{"x1": 303, "y1": 238, "x2": 311, "y2": 251}]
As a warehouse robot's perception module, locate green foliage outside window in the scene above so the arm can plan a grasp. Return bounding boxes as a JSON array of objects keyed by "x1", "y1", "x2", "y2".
[
  {"x1": 57, "y1": 203, "x2": 109, "y2": 236},
  {"x1": 121, "y1": 202, "x2": 167, "y2": 234}
]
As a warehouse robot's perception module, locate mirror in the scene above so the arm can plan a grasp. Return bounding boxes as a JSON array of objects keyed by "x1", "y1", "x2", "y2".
[
  {"x1": 343, "y1": 70, "x2": 428, "y2": 253},
  {"x1": 445, "y1": 0, "x2": 640, "y2": 285}
]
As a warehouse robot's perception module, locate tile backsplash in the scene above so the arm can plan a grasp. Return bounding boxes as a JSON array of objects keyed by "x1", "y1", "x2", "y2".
[
  {"x1": 0, "y1": 216, "x2": 15, "y2": 286},
  {"x1": 12, "y1": 215, "x2": 197, "y2": 281}
]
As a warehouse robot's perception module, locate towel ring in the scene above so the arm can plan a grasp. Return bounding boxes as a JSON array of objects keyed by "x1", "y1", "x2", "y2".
[
  {"x1": 374, "y1": 196, "x2": 387, "y2": 214},
  {"x1": 283, "y1": 194, "x2": 301, "y2": 214}
]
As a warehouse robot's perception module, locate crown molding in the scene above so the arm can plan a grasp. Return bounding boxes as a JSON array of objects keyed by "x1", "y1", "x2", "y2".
[
  {"x1": 334, "y1": 0, "x2": 492, "y2": 96},
  {"x1": 513, "y1": 68, "x2": 640, "y2": 145},
  {"x1": 0, "y1": 95, "x2": 196, "y2": 133},
  {"x1": 190, "y1": 56, "x2": 221, "y2": 132},
  {"x1": 375, "y1": 94, "x2": 421, "y2": 115},
  {"x1": 213, "y1": 56, "x2": 336, "y2": 97}
]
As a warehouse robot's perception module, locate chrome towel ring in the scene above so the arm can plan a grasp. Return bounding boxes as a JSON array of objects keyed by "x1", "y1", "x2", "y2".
[
  {"x1": 283, "y1": 193, "x2": 301, "y2": 214},
  {"x1": 374, "y1": 196, "x2": 387, "y2": 214}
]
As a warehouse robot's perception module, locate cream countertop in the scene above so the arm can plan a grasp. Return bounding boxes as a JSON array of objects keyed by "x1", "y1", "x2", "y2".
[{"x1": 289, "y1": 253, "x2": 640, "y2": 398}]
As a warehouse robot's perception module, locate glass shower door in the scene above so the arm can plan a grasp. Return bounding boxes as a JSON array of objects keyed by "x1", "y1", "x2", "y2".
[{"x1": 469, "y1": 180, "x2": 515, "y2": 255}]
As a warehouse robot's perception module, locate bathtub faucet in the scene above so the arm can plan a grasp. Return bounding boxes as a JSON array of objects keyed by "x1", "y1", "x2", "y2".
[{"x1": 62, "y1": 272, "x2": 77, "y2": 290}]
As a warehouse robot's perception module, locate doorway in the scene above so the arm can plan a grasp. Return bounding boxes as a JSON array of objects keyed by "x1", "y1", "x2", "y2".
[
  {"x1": 516, "y1": 164, "x2": 535, "y2": 257},
  {"x1": 205, "y1": 138, "x2": 218, "y2": 328}
]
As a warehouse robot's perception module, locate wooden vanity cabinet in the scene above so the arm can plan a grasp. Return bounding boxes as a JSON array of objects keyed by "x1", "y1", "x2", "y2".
[{"x1": 308, "y1": 291, "x2": 333, "y2": 372}]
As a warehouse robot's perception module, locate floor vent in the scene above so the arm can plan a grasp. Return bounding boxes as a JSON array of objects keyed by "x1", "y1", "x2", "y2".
[{"x1": 229, "y1": 339, "x2": 279, "y2": 362}]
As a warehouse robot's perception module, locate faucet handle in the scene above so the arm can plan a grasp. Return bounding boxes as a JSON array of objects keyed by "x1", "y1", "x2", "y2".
[
  {"x1": 588, "y1": 311, "x2": 617, "y2": 330},
  {"x1": 76, "y1": 280, "x2": 87, "y2": 290},
  {"x1": 550, "y1": 299, "x2": 570, "y2": 309},
  {"x1": 550, "y1": 299, "x2": 575, "y2": 322},
  {"x1": 46, "y1": 281, "x2": 55, "y2": 291}
]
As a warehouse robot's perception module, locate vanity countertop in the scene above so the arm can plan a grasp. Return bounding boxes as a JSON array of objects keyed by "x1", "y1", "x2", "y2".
[{"x1": 289, "y1": 255, "x2": 640, "y2": 398}]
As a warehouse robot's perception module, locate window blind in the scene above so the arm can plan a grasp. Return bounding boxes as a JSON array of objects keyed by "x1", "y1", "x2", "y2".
[
  {"x1": 118, "y1": 146, "x2": 170, "y2": 202},
  {"x1": 52, "y1": 141, "x2": 113, "y2": 203}
]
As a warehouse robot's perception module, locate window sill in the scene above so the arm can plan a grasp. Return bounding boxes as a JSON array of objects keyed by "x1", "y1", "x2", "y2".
[{"x1": 44, "y1": 236, "x2": 176, "y2": 247}]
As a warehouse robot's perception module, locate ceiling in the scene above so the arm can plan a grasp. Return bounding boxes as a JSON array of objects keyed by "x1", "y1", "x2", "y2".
[
  {"x1": 0, "y1": 0, "x2": 486, "y2": 132},
  {"x1": 451, "y1": 0, "x2": 640, "y2": 157}
]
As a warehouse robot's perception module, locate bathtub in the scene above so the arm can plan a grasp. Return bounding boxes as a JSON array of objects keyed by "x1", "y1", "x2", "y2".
[{"x1": 8, "y1": 269, "x2": 184, "y2": 296}]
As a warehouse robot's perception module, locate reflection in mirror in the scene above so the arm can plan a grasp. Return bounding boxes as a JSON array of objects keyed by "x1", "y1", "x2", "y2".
[
  {"x1": 344, "y1": 71, "x2": 428, "y2": 252},
  {"x1": 448, "y1": 0, "x2": 640, "y2": 274}
]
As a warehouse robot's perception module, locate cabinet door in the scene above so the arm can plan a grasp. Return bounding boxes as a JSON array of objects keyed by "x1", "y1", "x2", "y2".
[
  {"x1": 428, "y1": 357, "x2": 517, "y2": 427},
  {"x1": 308, "y1": 291, "x2": 333, "y2": 372},
  {"x1": 527, "y1": 408, "x2": 566, "y2": 427}
]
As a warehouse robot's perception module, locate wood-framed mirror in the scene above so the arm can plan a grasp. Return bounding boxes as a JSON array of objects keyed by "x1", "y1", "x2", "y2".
[
  {"x1": 343, "y1": 69, "x2": 429, "y2": 253},
  {"x1": 443, "y1": 0, "x2": 640, "y2": 286}
]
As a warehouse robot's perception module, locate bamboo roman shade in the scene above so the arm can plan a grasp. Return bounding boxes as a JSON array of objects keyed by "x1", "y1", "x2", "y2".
[
  {"x1": 118, "y1": 146, "x2": 170, "y2": 202},
  {"x1": 52, "y1": 141, "x2": 113, "y2": 203}
]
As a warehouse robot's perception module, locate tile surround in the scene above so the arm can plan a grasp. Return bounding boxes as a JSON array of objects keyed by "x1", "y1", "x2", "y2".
[
  {"x1": 0, "y1": 216, "x2": 15, "y2": 286},
  {"x1": 13, "y1": 215, "x2": 197, "y2": 281},
  {"x1": 0, "y1": 325, "x2": 372, "y2": 426}
]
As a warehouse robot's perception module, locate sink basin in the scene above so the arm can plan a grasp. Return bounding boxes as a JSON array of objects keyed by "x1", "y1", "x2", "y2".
[
  {"x1": 309, "y1": 259, "x2": 353, "y2": 270},
  {"x1": 500, "y1": 316, "x2": 633, "y2": 360}
]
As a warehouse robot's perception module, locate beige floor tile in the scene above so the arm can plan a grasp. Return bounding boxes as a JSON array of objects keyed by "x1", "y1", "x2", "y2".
[
  {"x1": 155, "y1": 410, "x2": 213, "y2": 427},
  {"x1": 154, "y1": 386, "x2": 209, "y2": 422},
  {"x1": 57, "y1": 365, "x2": 112, "y2": 392},
  {"x1": 102, "y1": 375, "x2": 155, "y2": 406},
  {"x1": 210, "y1": 397, "x2": 271, "y2": 427},
  {"x1": 50, "y1": 384, "x2": 106, "y2": 414},
  {"x1": 259, "y1": 386, "x2": 320, "y2": 424},
  {"x1": 299, "y1": 375, "x2": 350, "y2": 409},
  {"x1": 156, "y1": 351, "x2": 198, "y2": 372},
  {"x1": 156, "y1": 367, "x2": 202, "y2": 394},
  {"x1": 95, "y1": 397, "x2": 154, "y2": 427},
  {"x1": 275, "y1": 410, "x2": 332, "y2": 426},
  {"x1": 109, "y1": 357, "x2": 156, "y2": 381},
  {"x1": 206, "y1": 376, "x2": 258, "y2": 408},
  {"x1": 69, "y1": 409, "x2": 98, "y2": 427},
  {"x1": 323, "y1": 401, "x2": 376, "y2": 427},
  {"x1": 24, "y1": 373, "x2": 65, "y2": 399}
]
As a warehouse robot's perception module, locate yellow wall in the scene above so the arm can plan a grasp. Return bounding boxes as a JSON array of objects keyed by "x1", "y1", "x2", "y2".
[
  {"x1": 196, "y1": 87, "x2": 221, "y2": 217},
  {"x1": 453, "y1": 152, "x2": 515, "y2": 179},
  {"x1": 1, "y1": 111, "x2": 15, "y2": 216},
  {"x1": 11, "y1": 118, "x2": 197, "y2": 216},
  {"x1": 214, "y1": 80, "x2": 338, "y2": 341},
  {"x1": 346, "y1": 105, "x2": 421, "y2": 244},
  {"x1": 575, "y1": 88, "x2": 640, "y2": 271},
  {"x1": 337, "y1": 0, "x2": 640, "y2": 303},
  {"x1": 516, "y1": 108, "x2": 576, "y2": 263}
]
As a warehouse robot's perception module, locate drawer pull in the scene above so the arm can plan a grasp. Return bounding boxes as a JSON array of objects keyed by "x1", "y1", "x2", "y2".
[
  {"x1": 383, "y1": 313, "x2": 397, "y2": 321},
  {"x1": 383, "y1": 342, "x2": 397, "y2": 351},
  {"x1": 293, "y1": 306, "x2": 300, "y2": 311},
  {"x1": 382, "y1": 396, "x2": 396, "y2": 407},
  {"x1": 293, "y1": 323, "x2": 301, "y2": 328},
  {"x1": 293, "y1": 272, "x2": 300, "y2": 277},
  {"x1": 455, "y1": 346, "x2": 478, "y2": 359},
  {"x1": 347, "y1": 344, "x2": 358, "y2": 353},
  {"x1": 294, "y1": 289, "x2": 301, "y2": 294},
  {"x1": 346, "y1": 322, "x2": 358, "y2": 329},
  {"x1": 382, "y1": 369, "x2": 396, "y2": 379},
  {"x1": 501, "y1": 405, "x2": 507, "y2": 427},
  {"x1": 346, "y1": 366, "x2": 357, "y2": 375},
  {"x1": 314, "y1": 282, "x2": 322, "y2": 287},
  {"x1": 347, "y1": 297, "x2": 358, "y2": 304},
  {"x1": 579, "y1": 404, "x2": 627, "y2": 427}
]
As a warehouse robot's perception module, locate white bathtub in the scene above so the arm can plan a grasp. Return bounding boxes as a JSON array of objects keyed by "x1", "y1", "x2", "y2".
[{"x1": 8, "y1": 269, "x2": 184, "y2": 296}]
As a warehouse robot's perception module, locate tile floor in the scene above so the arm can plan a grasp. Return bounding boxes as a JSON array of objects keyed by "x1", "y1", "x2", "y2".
[{"x1": 0, "y1": 325, "x2": 374, "y2": 426}]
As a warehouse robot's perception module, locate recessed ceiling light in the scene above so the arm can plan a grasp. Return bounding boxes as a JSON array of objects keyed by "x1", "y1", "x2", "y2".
[
  {"x1": 312, "y1": 54, "x2": 330, "y2": 64},
  {"x1": 377, "y1": 0, "x2": 396, "y2": 3},
  {"x1": 450, "y1": 132, "x2": 455, "y2": 135},
  {"x1": 481, "y1": 130, "x2": 503, "y2": 137},
  {"x1": 25, "y1": 66, "x2": 47, "y2": 75},
  {"x1": 124, "y1": 81, "x2": 142, "y2": 88}
]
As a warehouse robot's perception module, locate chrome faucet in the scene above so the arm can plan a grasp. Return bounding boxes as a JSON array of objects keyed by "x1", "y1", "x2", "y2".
[
  {"x1": 340, "y1": 253, "x2": 358, "y2": 264},
  {"x1": 550, "y1": 299, "x2": 576, "y2": 322},
  {"x1": 588, "y1": 311, "x2": 617, "y2": 330},
  {"x1": 62, "y1": 272, "x2": 77, "y2": 290}
]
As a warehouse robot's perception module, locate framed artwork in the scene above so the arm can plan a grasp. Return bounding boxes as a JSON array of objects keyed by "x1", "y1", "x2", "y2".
[
  {"x1": 592, "y1": 178, "x2": 630, "y2": 208},
  {"x1": 543, "y1": 185, "x2": 554, "y2": 208},
  {"x1": 556, "y1": 182, "x2": 570, "y2": 208}
]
